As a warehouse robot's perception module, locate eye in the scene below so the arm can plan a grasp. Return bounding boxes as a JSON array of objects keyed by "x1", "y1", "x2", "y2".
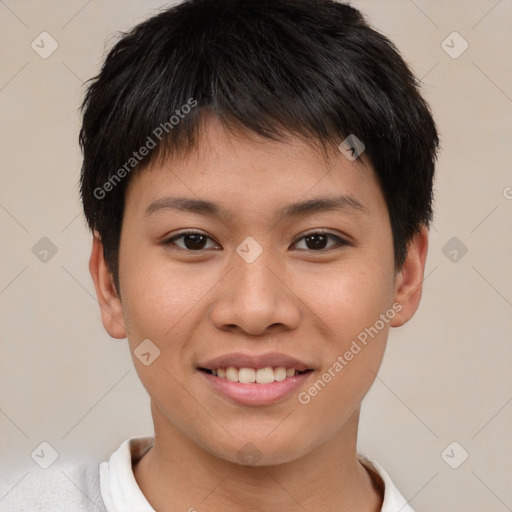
[
  {"x1": 163, "y1": 231, "x2": 219, "y2": 251},
  {"x1": 163, "y1": 229, "x2": 348, "y2": 252},
  {"x1": 292, "y1": 230, "x2": 348, "y2": 251}
]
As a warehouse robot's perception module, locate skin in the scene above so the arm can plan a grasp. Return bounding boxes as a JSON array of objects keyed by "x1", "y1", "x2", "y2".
[{"x1": 89, "y1": 115, "x2": 428, "y2": 512}]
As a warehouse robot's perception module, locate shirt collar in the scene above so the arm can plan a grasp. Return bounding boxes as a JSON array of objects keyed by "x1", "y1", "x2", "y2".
[{"x1": 100, "y1": 436, "x2": 414, "y2": 512}]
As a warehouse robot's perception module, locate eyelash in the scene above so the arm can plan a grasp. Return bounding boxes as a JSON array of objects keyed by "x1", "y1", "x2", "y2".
[{"x1": 162, "y1": 230, "x2": 349, "y2": 253}]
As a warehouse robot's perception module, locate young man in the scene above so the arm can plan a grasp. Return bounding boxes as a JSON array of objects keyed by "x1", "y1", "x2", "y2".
[{"x1": 1, "y1": 0, "x2": 438, "y2": 510}]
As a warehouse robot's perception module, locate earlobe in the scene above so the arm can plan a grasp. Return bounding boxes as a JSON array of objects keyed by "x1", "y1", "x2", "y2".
[
  {"x1": 89, "y1": 233, "x2": 127, "y2": 339},
  {"x1": 390, "y1": 226, "x2": 429, "y2": 328}
]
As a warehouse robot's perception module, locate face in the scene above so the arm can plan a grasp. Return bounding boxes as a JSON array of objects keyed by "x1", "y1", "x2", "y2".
[{"x1": 91, "y1": 116, "x2": 427, "y2": 466}]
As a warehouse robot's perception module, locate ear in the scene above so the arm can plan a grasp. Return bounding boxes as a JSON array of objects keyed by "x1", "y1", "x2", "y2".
[
  {"x1": 89, "y1": 232, "x2": 127, "y2": 339},
  {"x1": 390, "y1": 226, "x2": 429, "y2": 328}
]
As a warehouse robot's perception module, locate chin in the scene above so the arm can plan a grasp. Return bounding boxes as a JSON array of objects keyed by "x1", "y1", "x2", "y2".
[{"x1": 205, "y1": 433, "x2": 312, "y2": 467}]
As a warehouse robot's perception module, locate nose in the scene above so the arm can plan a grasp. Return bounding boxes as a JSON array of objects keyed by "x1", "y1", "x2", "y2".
[{"x1": 209, "y1": 248, "x2": 301, "y2": 336}]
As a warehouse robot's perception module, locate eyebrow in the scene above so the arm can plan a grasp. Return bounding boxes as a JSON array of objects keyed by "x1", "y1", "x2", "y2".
[{"x1": 143, "y1": 194, "x2": 367, "y2": 221}]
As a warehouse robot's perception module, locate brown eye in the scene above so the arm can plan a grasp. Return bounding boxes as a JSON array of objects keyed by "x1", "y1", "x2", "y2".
[
  {"x1": 163, "y1": 230, "x2": 348, "y2": 253},
  {"x1": 164, "y1": 231, "x2": 218, "y2": 251},
  {"x1": 293, "y1": 231, "x2": 347, "y2": 251}
]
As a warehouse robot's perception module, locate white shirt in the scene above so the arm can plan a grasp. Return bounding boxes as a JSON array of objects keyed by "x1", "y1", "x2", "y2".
[{"x1": 100, "y1": 435, "x2": 415, "y2": 512}]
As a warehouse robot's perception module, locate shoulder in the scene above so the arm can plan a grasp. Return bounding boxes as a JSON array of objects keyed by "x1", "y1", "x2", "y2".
[
  {"x1": 357, "y1": 452, "x2": 415, "y2": 512},
  {"x1": 0, "y1": 461, "x2": 107, "y2": 512}
]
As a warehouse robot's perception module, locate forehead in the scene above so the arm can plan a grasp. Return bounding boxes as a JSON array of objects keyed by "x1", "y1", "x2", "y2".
[{"x1": 124, "y1": 116, "x2": 385, "y2": 221}]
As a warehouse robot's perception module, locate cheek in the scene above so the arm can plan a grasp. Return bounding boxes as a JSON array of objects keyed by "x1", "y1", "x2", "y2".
[
  {"x1": 119, "y1": 259, "x2": 204, "y2": 395},
  {"x1": 119, "y1": 252, "x2": 229, "y2": 387},
  {"x1": 296, "y1": 259, "x2": 393, "y2": 402},
  {"x1": 122, "y1": 264, "x2": 202, "y2": 343},
  {"x1": 120, "y1": 237, "x2": 188, "y2": 322},
  {"x1": 302, "y1": 257, "x2": 394, "y2": 340}
]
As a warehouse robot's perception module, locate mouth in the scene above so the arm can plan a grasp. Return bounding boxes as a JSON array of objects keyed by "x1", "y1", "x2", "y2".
[
  {"x1": 198, "y1": 367, "x2": 314, "y2": 406},
  {"x1": 198, "y1": 366, "x2": 313, "y2": 384},
  {"x1": 196, "y1": 352, "x2": 315, "y2": 405}
]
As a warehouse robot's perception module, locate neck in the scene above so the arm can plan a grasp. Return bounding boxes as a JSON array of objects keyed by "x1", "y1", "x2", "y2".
[{"x1": 133, "y1": 402, "x2": 383, "y2": 512}]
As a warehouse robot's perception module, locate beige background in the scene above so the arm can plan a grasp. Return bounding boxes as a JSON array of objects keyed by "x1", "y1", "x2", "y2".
[{"x1": 1, "y1": 1, "x2": 511, "y2": 510}]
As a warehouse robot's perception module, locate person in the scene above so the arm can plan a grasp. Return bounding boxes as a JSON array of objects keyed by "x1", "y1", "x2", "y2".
[{"x1": 0, "y1": 0, "x2": 439, "y2": 510}]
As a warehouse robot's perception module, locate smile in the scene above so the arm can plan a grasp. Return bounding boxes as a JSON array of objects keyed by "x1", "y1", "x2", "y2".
[
  {"x1": 199, "y1": 366, "x2": 311, "y2": 384},
  {"x1": 198, "y1": 367, "x2": 314, "y2": 406}
]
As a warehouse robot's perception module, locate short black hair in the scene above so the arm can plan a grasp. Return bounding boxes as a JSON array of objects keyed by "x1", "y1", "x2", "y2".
[{"x1": 79, "y1": 0, "x2": 439, "y2": 295}]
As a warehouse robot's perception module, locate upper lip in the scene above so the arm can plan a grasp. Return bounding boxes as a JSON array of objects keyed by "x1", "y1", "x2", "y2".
[{"x1": 197, "y1": 352, "x2": 314, "y2": 372}]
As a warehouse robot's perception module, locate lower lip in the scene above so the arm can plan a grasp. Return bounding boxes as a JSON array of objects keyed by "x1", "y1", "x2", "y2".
[{"x1": 199, "y1": 370, "x2": 313, "y2": 406}]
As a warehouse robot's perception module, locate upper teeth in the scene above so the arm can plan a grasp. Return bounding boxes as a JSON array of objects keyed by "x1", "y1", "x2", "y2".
[{"x1": 213, "y1": 366, "x2": 299, "y2": 383}]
